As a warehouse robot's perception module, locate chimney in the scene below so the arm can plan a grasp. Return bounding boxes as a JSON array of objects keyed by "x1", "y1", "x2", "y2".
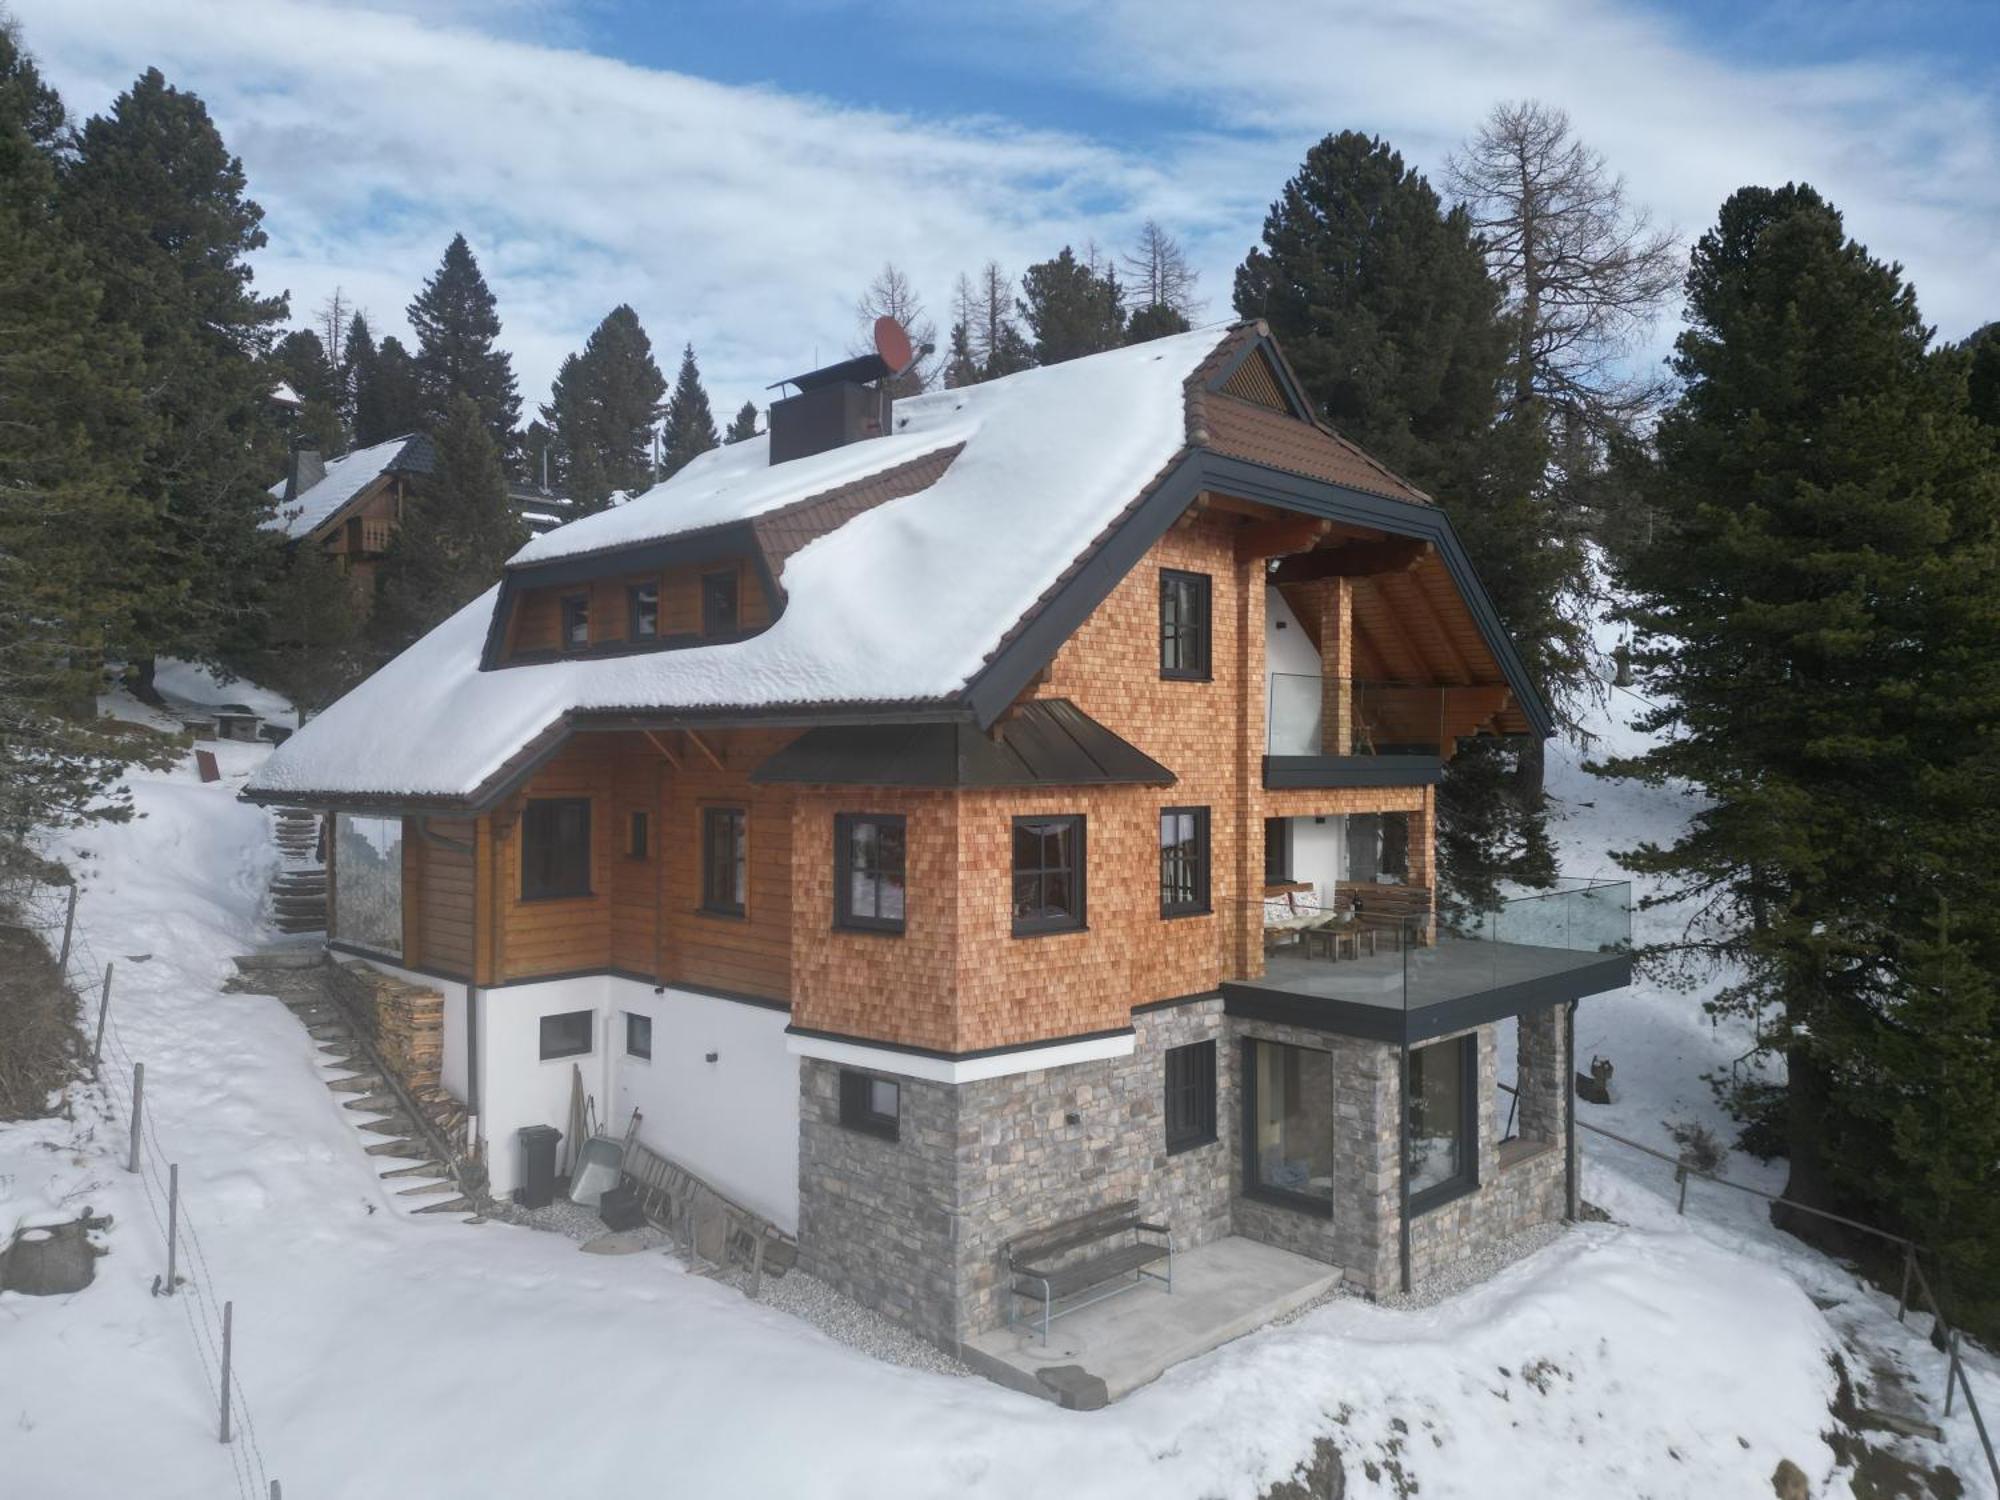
[
  {"x1": 284, "y1": 441, "x2": 326, "y2": 503},
  {"x1": 766, "y1": 316, "x2": 916, "y2": 466}
]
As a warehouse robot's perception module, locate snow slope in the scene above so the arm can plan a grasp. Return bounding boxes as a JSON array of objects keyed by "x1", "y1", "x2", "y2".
[{"x1": 3, "y1": 688, "x2": 1994, "y2": 1497}]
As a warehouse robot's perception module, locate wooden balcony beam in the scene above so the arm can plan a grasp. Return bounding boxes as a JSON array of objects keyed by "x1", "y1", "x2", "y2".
[
  {"x1": 1234, "y1": 515, "x2": 1331, "y2": 562},
  {"x1": 1270, "y1": 539, "x2": 1433, "y2": 583}
]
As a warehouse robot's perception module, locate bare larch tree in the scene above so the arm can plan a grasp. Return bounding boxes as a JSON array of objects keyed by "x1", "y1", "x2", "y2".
[
  {"x1": 1121, "y1": 220, "x2": 1204, "y2": 320},
  {"x1": 853, "y1": 262, "x2": 937, "y2": 397}
]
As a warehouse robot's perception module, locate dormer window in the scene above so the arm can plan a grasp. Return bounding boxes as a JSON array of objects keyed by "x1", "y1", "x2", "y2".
[
  {"x1": 560, "y1": 594, "x2": 589, "y2": 652},
  {"x1": 702, "y1": 569, "x2": 740, "y2": 636},
  {"x1": 628, "y1": 581, "x2": 659, "y2": 641}
]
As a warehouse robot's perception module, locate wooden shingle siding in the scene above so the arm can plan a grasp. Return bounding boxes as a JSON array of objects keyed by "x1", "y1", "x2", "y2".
[{"x1": 1219, "y1": 348, "x2": 1291, "y2": 411}]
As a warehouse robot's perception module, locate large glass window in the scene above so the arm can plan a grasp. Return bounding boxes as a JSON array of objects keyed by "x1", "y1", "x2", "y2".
[
  {"x1": 835, "y1": 814, "x2": 906, "y2": 933},
  {"x1": 701, "y1": 806, "x2": 747, "y2": 916},
  {"x1": 1011, "y1": 815, "x2": 1085, "y2": 934},
  {"x1": 1160, "y1": 806, "x2": 1210, "y2": 917},
  {"x1": 332, "y1": 813, "x2": 403, "y2": 957},
  {"x1": 1263, "y1": 816, "x2": 1294, "y2": 885},
  {"x1": 521, "y1": 798, "x2": 591, "y2": 900},
  {"x1": 1408, "y1": 1034, "x2": 1477, "y2": 1208},
  {"x1": 1244, "y1": 1039, "x2": 1334, "y2": 1213},
  {"x1": 1159, "y1": 569, "x2": 1212, "y2": 679},
  {"x1": 1346, "y1": 812, "x2": 1411, "y2": 884}
]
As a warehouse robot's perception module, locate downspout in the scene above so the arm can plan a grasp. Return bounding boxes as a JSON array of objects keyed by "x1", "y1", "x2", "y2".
[{"x1": 1564, "y1": 999, "x2": 1579, "y2": 1221}]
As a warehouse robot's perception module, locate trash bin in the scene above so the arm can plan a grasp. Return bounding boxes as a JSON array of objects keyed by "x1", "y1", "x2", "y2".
[{"x1": 516, "y1": 1124, "x2": 561, "y2": 1209}]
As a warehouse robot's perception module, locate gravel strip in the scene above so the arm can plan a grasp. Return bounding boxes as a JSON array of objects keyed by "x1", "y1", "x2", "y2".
[
  {"x1": 1376, "y1": 1219, "x2": 1568, "y2": 1310},
  {"x1": 724, "y1": 1264, "x2": 973, "y2": 1378}
]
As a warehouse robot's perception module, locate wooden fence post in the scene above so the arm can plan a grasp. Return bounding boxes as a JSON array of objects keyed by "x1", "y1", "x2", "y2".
[
  {"x1": 165, "y1": 1164, "x2": 179, "y2": 1296},
  {"x1": 92, "y1": 963, "x2": 115, "y2": 1074},
  {"x1": 1897, "y1": 1245, "x2": 1913, "y2": 1324},
  {"x1": 126, "y1": 1063, "x2": 143, "y2": 1174},
  {"x1": 57, "y1": 884, "x2": 77, "y2": 974},
  {"x1": 218, "y1": 1300, "x2": 233, "y2": 1443},
  {"x1": 1945, "y1": 1329, "x2": 1961, "y2": 1418}
]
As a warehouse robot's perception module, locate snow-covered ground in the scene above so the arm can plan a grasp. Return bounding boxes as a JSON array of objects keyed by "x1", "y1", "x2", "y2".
[{"x1": 1, "y1": 673, "x2": 1993, "y2": 1498}]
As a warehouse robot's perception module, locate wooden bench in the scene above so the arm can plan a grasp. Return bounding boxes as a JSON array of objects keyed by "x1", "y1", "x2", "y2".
[{"x1": 1003, "y1": 1199, "x2": 1173, "y2": 1345}]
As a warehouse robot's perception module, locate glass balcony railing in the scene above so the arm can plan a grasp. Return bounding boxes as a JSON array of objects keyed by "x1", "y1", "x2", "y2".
[
  {"x1": 1248, "y1": 878, "x2": 1633, "y2": 1017},
  {"x1": 1264, "y1": 675, "x2": 1456, "y2": 758}
]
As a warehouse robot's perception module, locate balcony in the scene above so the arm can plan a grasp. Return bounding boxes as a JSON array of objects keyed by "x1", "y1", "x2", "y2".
[
  {"x1": 1227, "y1": 879, "x2": 1634, "y2": 1043},
  {"x1": 1264, "y1": 674, "x2": 1455, "y2": 788}
]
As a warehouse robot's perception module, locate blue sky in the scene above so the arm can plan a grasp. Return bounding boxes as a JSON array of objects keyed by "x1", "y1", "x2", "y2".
[{"x1": 16, "y1": 0, "x2": 1999, "y2": 421}]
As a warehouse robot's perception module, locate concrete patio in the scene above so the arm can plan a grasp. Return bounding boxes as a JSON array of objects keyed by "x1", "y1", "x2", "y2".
[{"x1": 960, "y1": 1236, "x2": 1340, "y2": 1409}]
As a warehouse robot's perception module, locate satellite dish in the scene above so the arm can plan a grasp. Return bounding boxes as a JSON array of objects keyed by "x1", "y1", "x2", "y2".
[{"x1": 873, "y1": 316, "x2": 915, "y2": 376}]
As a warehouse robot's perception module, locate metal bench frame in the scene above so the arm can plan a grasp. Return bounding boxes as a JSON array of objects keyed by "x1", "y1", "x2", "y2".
[{"x1": 1003, "y1": 1200, "x2": 1175, "y2": 1346}]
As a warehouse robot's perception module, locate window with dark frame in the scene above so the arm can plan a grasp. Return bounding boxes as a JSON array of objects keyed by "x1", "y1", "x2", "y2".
[
  {"x1": 628, "y1": 580, "x2": 659, "y2": 640},
  {"x1": 560, "y1": 593, "x2": 589, "y2": 652},
  {"x1": 1011, "y1": 814, "x2": 1085, "y2": 934},
  {"x1": 1347, "y1": 812, "x2": 1411, "y2": 884},
  {"x1": 625, "y1": 1011, "x2": 652, "y2": 1060},
  {"x1": 1159, "y1": 806, "x2": 1211, "y2": 917},
  {"x1": 521, "y1": 798, "x2": 591, "y2": 900},
  {"x1": 627, "y1": 809, "x2": 649, "y2": 860},
  {"x1": 538, "y1": 1009, "x2": 593, "y2": 1060},
  {"x1": 1263, "y1": 816, "x2": 1294, "y2": 886},
  {"x1": 700, "y1": 806, "x2": 747, "y2": 916},
  {"x1": 1159, "y1": 569, "x2": 1212, "y2": 679},
  {"x1": 835, "y1": 813, "x2": 907, "y2": 934},
  {"x1": 1243, "y1": 1037, "x2": 1335, "y2": 1214},
  {"x1": 837, "y1": 1068, "x2": 899, "y2": 1140},
  {"x1": 701, "y1": 569, "x2": 740, "y2": 636},
  {"x1": 1406, "y1": 1033, "x2": 1478, "y2": 1210},
  {"x1": 1164, "y1": 1039, "x2": 1217, "y2": 1153}
]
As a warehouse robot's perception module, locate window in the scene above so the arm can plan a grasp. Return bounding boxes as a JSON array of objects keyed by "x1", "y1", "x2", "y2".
[
  {"x1": 701, "y1": 806, "x2": 747, "y2": 916},
  {"x1": 331, "y1": 814, "x2": 403, "y2": 957},
  {"x1": 1160, "y1": 806, "x2": 1211, "y2": 917},
  {"x1": 560, "y1": 593, "x2": 589, "y2": 652},
  {"x1": 625, "y1": 1011, "x2": 652, "y2": 1060},
  {"x1": 521, "y1": 798, "x2": 591, "y2": 900},
  {"x1": 1164, "y1": 1040, "x2": 1217, "y2": 1154},
  {"x1": 838, "y1": 1068, "x2": 899, "y2": 1140},
  {"x1": 538, "y1": 1009, "x2": 593, "y2": 1061},
  {"x1": 1263, "y1": 816, "x2": 1294, "y2": 886},
  {"x1": 1347, "y1": 813, "x2": 1410, "y2": 884},
  {"x1": 1011, "y1": 814, "x2": 1085, "y2": 934},
  {"x1": 1159, "y1": 569, "x2": 1212, "y2": 680},
  {"x1": 1243, "y1": 1038, "x2": 1334, "y2": 1214},
  {"x1": 628, "y1": 581, "x2": 659, "y2": 640},
  {"x1": 701, "y1": 569, "x2": 740, "y2": 636},
  {"x1": 1407, "y1": 1034, "x2": 1478, "y2": 1209},
  {"x1": 835, "y1": 813, "x2": 906, "y2": 934}
]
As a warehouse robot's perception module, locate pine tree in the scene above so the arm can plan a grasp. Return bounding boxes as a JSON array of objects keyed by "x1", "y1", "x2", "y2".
[
  {"x1": 1234, "y1": 130, "x2": 1570, "y2": 906},
  {"x1": 353, "y1": 334, "x2": 423, "y2": 447},
  {"x1": 0, "y1": 19, "x2": 152, "y2": 856},
  {"x1": 541, "y1": 304, "x2": 666, "y2": 513},
  {"x1": 658, "y1": 343, "x2": 718, "y2": 481},
  {"x1": 407, "y1": 233, "x2": 520, "y2": 450},
  {"x1": 725, "y1": 401, "x2": 759, "y2": 443},
  {"x1": 1962, "y1": 322, "x2": 2000, "y2": 433},
  {"x1": 1603, "y1": 184, "x2": 2000, "y2": 1289},
  {"x1": 372, "y1": 394, "x2": 523, "y2": 650},
  {"x1": 271, "y1": 327, "x2": 345, "y2": 454},
  {"x1": 1018, "y1": 247, "x2": 1125, "y2": 364},
  {"x1": 59, "y1": 65, "x2": 289, "y2": 680},
  {"x1": 1124, "y1": 302, "x2": 1191, "y2": 344},
  {"x1": 339, "y1": 310, "x2": 374, "y2": 442}
]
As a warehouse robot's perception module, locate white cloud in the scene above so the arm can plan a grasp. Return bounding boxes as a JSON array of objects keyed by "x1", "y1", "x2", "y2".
[{"x1": 15, "y1": 0, "x2": 1997, "y2": 430}]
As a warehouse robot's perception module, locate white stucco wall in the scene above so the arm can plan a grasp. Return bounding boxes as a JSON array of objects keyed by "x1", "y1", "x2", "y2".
[
  {"x1": 1265, "y1": 585, "x2": 1324, "y2": 754},
  {"x1": 1290, "y1": 815, "x2": 1346, "y2": 906}
]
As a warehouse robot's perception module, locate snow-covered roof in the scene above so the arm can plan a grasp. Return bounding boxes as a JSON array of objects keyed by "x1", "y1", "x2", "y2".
[
  {"x1": 264, "y1": 434, "x2": 430, "y2": 540},
  {"x1": 248, "y1": 325, "x2": 1238, "y2": 803},
  {"x1": 271, "y1": 380, "x2": 302, "y2": 407}
]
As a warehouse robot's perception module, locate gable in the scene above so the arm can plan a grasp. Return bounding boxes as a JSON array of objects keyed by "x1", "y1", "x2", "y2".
[{"x1": 1218, "y1": 346, "x2": 1295, "y2": 412}]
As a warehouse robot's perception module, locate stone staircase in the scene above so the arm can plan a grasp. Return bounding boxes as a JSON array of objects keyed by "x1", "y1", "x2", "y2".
[{"x1": 268, "y1": 808, "x2": 327, "y2": 935}]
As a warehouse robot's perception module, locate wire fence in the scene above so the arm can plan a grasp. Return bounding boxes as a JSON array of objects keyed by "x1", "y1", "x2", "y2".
[{"x1": 3, "y1": 869, "x2": 281, "y2": 1500}]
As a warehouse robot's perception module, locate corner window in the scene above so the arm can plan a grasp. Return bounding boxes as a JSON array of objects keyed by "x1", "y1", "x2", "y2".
[
  {"x1": 627, "y1": 810, "x2": 649, "y2": 860},
  {"x1": 835, "y1": 813, "x2": 906, "y2": 934},
  {"x1": 560, "y1": 593, "x2": 589, "y2": 652},
  {"x1": 521, "y1": 797, "x2": 591, "y2": 901},
  {"x1": 1347, "y1": 813, "x2": 1411, "y2": 884},
  {"x1": 1011, "y1": 814, "x2": 1085, "y2": 935},
  {"x1": 1263, "y1": 817, "x2": 1294, "y2": 886},
  {"x1": 538, "y1": 1009, "x2": 593, "y2": 1061},
  {"x1": 1408, "y1": 1034, "x2": 1478, "y2": 1210},
  {"x1": 838, "y1": 1068, "x2": 899, "y2": 1141},
  {"x1": 625, "y1": 1011, "x2": 652, "y2": 1060},
  {"x1": 1160, "y1": 806, "x2": 1211, "y2": 917},
  {"x1": 1244, "y1": 1038, "x2": 1334, "y2": 1215},
  {"x1": 701, "y1": 569, "x2": 740, "y2": 636},
  {"x1": 1164, "y1": 1040, "x2": 1217, "y2": 1154},
  {"x1": 1159, "y1": 569, "x2": 1211, "y2": 680},
  {"x1": 330, "y1": 813, "x2": 403, "y2": 958},
  {"x1": 700, "y1": 806, "x2": 747, "y2": 916},
  {"x1": 628, "y1": 581, "x2": 659, "y2": 640}
]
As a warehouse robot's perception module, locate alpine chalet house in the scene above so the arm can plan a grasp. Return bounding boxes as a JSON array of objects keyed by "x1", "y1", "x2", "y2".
[
  {"x1": 266, "y1": 433, "x2": 436, "y2": 599},
  {"x1": 245, "y1": 321, "x2": 1630, "y2": 1367}
]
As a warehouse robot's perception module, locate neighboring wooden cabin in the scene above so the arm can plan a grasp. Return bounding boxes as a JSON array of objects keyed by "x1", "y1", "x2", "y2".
[{"x1": 265, "y1": 434, "x2": 435, "y2": 602}]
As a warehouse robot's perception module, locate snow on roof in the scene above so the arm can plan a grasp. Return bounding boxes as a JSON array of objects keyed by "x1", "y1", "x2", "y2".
[
  {"x1": 271, "y1": 380, "x2": 302, "y2": 407},
  {"x1": 264, "y1": 434, "x2": 424, "y2": 540},
  {"x1": 247, "y1": 325, "x2": 1236, "y2": 802}
]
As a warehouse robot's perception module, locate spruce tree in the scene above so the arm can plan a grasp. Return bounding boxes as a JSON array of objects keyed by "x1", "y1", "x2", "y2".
[
  {"x1": 407, "y1": 233, "x2": 520, "y2": 450},
  {"x1": 340, "y1": 310, "x2": 374, "y2": 439},
  {"x1": 1124, "y1": 302, "x2": 1191, "y2": 344},
  {"x1": 1962, "y1": 322, "x2": 2000, "y2": 433},
  {"x1": 271, "y1": 327, "x2": 345, "y2": 454},
  {"x1": 725, "y1": 401, "x2": 759, "y2": 443},
  {"x1": 1604, "y1": 184, "x2": 2000, "y2": 1294},
  {"x1": 942, "y1": 319, "x2": 980, "y2": 389},
  {"x1": 354, "y1": 334, "x2": 424, "y2": 447},
  {"x1": 541, "y1": 304, "x2": 665, "y2": 512},
  {"x1": 59, "y1": 66, "x2": 289, "y2": 679},
  {"x1": 1235, "y1": 130, "x2": 1569, "y2": 906},
  {"x1": 373, "y1": 394, "x2": 523, "y2": 650},
  {"x1": 1018, "y1": 247, "x2": 1125, "y2": 364},
  {"x1": 658, "y1": 343, "x2": 718, "y2": 480}
]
